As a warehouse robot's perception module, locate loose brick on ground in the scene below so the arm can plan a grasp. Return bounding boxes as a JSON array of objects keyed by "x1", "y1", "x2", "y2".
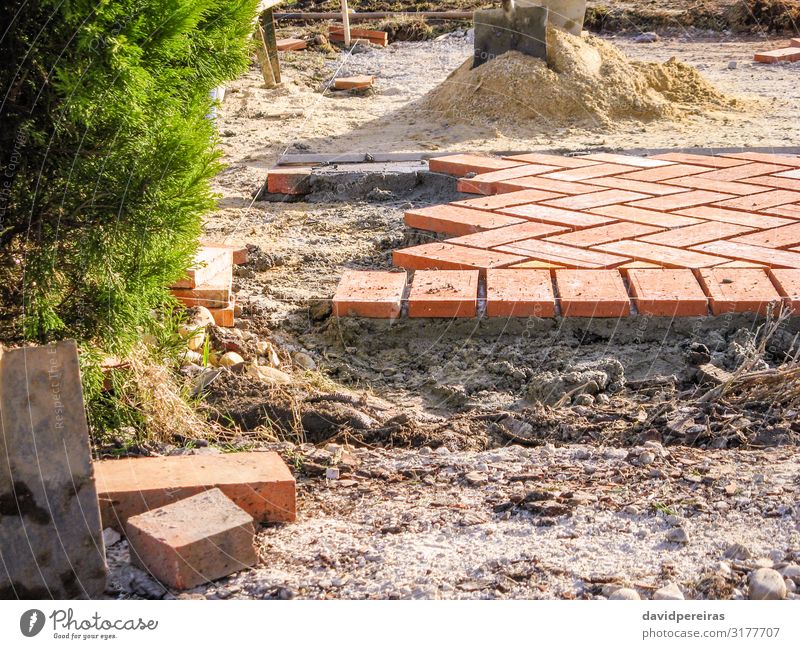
[
  {"x1": 754, "y1": 48, "x2": 800, "y2": 63},
  {"x1": 447, "y1": 221, "x2": 568, "y2": 249},
  {"x1": 578, "y1": 153, "x2": 674, "y2": 168},
  {"x1": 428, "y1": 154, "x2": 522, "y2": 177},
  {"x1": 334, "y1": 75, "x2": 374, "y2": 90},
  {"x1": 456, "y1": 164, "x2": 559, "y2": 194},
  {"x1": 544, "y1": 221, "x2": 662, "y2": 247},
  {"x1": 172, "y1": 266, "x2": 232, "y2": 308},
  {"x1": 95, "y1": 452, "x2": 296, "y2": 530},
  {"x1": 502, "y1": 153, "x2": 600, "y2": 168},
  {"x1": 267, "y1": 167, "x2": 312, "y2": 195},
  {"x1": 333, "y1": 270, "x2": 407, "y2": 318},
  {"x1": 202, "y1": 242, "x2": 249, "y2": 266},
  {"x1": 485, "y1": 269, "x2": 556, "y2": 317},
  {"x1": 675, "y1": 205, "x2": 794, "y2": 229},
  {"x1": 582, "y1": 176, "x2": 691, "y2": 195},
  {"x1": 768, "y1": 269, "x2": 800, "y2": 313},
  {"x1": 494, "y1": 176, "x2": 607, "y2": 195},
  {"x1": 693, "y1": 240, "x2": 800, "y2": 268},
  {"x1": 597, "y1": 240, "x2": 730, "y2": 269},
  {"x1": 543, "y1": 189, "x2": 649, "y2": 211},
  {"x1": 729, "y1": 222, "x2": 800, "y2": 249},
  {"x1": 541, "y1": 162, "x2": 639, "y2": 182},
  {"x1": 627, "y1": 268, "x2": 708, "y2": 316},
  {"x1": 276, "y1": 38, "x2": 307, "y2": 51},
  {"x1": 405, "y1": 204, "x2": 526, "y2": 236},
  {"x1": 173, "y1": 247, "x2": 233, "y2": 289},
  {"x1": 555, "y1": 269, "x2": 631, "y2": 317},
  {"x1": 392, "y1": 242, "x2": 529, "y2": 271},
  {"x1": 126, "y1": 489, "x2": 257, "y2": 591},
  {"x1": 591, "y1": 204, "x2": 703, "y2": 229},
  {"x1": 452, "y1": 189, "x2": 564, "y2": 210},
  {"x1": 627, "y1": 190, "x2": 735, "y2": 211},
  {"x1": 497, "y1": 239, "x2": 629, "y2": 269},
  {"x1": 697, "y1": 268, "x2": 783, "y2": 315},
  {"x1": 498, "y1": 204, "x2": 615, "y2": 229},
  {"x1": 713, "y1": 190, "x2": 800, "y2": 212},
  {"x1": 650, "y1": 152, "x2": 748, "y2": 168},
  {"x1": 637, "y1": 221, "x2": 755, "y2": 247},
  {"x1": 407, "y1": 270, "x2": 479, "y2": 318}
]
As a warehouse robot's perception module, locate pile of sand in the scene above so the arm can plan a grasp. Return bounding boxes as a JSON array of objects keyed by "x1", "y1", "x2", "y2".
[{"x1": 421, "y1": 28, "x2": 741, "y2": 129}]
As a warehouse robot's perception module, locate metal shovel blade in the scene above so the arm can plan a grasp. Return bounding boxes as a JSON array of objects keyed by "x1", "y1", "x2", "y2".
[{"x1": 473, "y1": 6, "x2": 549, "y2": 68}]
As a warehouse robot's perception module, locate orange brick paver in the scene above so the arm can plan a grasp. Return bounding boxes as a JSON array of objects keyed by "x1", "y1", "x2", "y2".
[
  {"x1": 333, "y1": 270, "x2": 407, "y2": 318},
  {"x1": 332, "y1": 150, "x2": 800, "y2": 319}
]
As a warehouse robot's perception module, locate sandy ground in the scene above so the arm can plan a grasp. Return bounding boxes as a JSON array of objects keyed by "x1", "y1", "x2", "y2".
[{"x1": 132, "y1": 31, "x2": 800, "y2": 601}]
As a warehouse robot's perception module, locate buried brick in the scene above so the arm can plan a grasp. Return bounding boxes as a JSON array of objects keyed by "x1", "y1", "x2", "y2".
[
  {"x1": 95, "y1": 451, "x2": 296, "y2": 531},
  {"x1": 0, "y1": 341, "x2": 106, "y2": 598},
  {"x1": 333, "y1": 75, "x2": 375, "y2": 91},
  {"x1": 407, "y1": 270, "x2": 479, "y2": 318},
  {"x1": 333, "y1": 269, "x2": 406, "y2": 318},
  {"x1": 126, "y1": 489, "x2": 257, "y2": 591},
  {"x1": 267, "y1": 167, "x2": 312, "y2": 195}
]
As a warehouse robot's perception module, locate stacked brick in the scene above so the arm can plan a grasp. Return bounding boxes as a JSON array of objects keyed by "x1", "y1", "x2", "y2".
[
  {"x1": 333, "y1": 150, "x2": 800, "y2": 319},
  {"x1": 171, "y1": 243, "x2": 247, "y2": 327}
]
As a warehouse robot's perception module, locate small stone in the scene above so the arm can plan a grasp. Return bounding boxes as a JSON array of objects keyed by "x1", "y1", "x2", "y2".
[
  {"x1": 181, "y1": 349, "x2": 203, "y2": 366},
  {"x1": 666, "y1": 527, "x2": 690, "y2": 544},
  {"x1": 652, "y1": 582, "x2": 684, "y2": 600},
  {"x1": 727, "y1": 60, "x2": 738, "y2": 69},
  {"x1": 748, "y1": 568, "x2": 787, "y2": 600},
  {"x1": 610, "y1": 587, "x2": 641, "y2": 600},
  {"x1": 780, "y1": 565, "x2": 800, "y2": 580},
  {"x1": 219, "y1": 351, "x2": 245, "y2": 367},
  {"x1": 573, "y1": 394, "x2": 594, "y2": 406},
  {"x1": 256, "y1": 340, "x2": 281, "y2": 367},
  {"x1": 595, "y1": 393, "x2": 611, "y2": 405},
  {"x1": 245, "y1": 364, "x2": 292, "y2": 385},
  {"x1": 465, "y1": 472, "x2": 488, "y2": 486},
  {"x1": 325, "y1": 467, "x2": 340, "y2": 480},
  {"x1": 786, "y1": 579, "x2": 797, "y2": 594},
  {"x1": 638, "y1": 451, "x2": 656, "y2": 465},
  {"x1": 633, "y1": 32, "x2": 659, "y2": 43},
  {"x1": 102, "y1": 527, "x2": 121, "y2": 547},
  {"x1": 293, "y1": 352, "x2": 317, "y2": 370},
  {"x1": 724, "y1": 542, "x2": 752, "y2": 561}
]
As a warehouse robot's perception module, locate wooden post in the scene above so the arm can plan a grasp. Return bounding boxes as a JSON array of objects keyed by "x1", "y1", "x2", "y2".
[
  {"x1": 256, "y1": 7, "x2": 281, "y2": 88},
  {"x1": 340, "y1": 0, "x2": 351, "y2": 48}
]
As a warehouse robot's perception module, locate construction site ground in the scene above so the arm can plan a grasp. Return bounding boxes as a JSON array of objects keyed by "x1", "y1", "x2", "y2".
[{"x1": 107, "y1": 26, "x2": 800, "y2": 599}]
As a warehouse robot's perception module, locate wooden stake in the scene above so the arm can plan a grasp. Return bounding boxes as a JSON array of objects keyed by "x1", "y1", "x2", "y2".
[
  {"x1": 340, "y1": 0, "x2": 351, "y2": 48},
  {"x1": 256, "y1": 8, "x2": 281, "y2": 88}
]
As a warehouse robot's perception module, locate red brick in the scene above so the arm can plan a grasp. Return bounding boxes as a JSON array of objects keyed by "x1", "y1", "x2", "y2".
[
  {"x1": 545, "y1": 221, "x2": 662, "y2": 247},
  {"x1": 637, "y1": 221, "x2": 755, "y2": 247},
  {"x1": 202, "y1": 242, "x2": 249, "y2": 266},
  {"x1": 209, "y1": 300, "x2": 235, "y2": 327},
  {"x1": 126, "y1": 489, "x2": 257, "y2": 590},
  {"x1": 502, "y1": 153, "x2": 600, "y2": 168},
  {"x1": 452, "y1": 189, "x2": 564, "y2": 210},
  {"x1": 329, "y1": 26, "x2": 388, "y2": 46},
  {"x1": 689, "y1": 162, "x2": 792, "y2": 182},
  {"x1": 407, "y1": 270, "x2": 478, "y2": 318},
  {"x1": 495, "y1": 176, "x2": 607, "y2": 195},
  {"x1": 676, "y1": 205, "x2": 793, "y2": 229},
  {"x1": 766, "y1": 203, "x2": 800, "y2": 219},
  {"x1": 729, "y1": 222, "x2": 800, "y2": 249},
  {"x1": 405, "y1": 204, "x2": 525, "y2": 236},
  {"x1": 276, "y1": 38, "x2": 307, "y2": 51},
  {"x1": 597, "y1": 240, "x2": 729, "y2": 268},
  {"x1": 498, "y1": 204, "x2": 615, "y2": 229},
  {"x1": 555, "y1": 270, "x2": 631, "y2": 317},
  {"x1": 591, "y1": 204, "x2": 703, "y2": 229},
  {"x1": 428, "y1": 154, "x2": 522, "y2": 177},
  {"x1": 713, "y1": 190, "x2": 800, "y2": 212},
  {"x1": 627, "y1": 190, "x2": 735, "y2": 211},
  {"x1": 692, "y1": 240, "x2": 800, "y2": 268},
  {"x1": 267, "y1": 167, "x2": 312, "y2": 195},
  {"x1": 697, "y1": 268, "x2": 783, "y2": 315},
  {"x1": 543, "y1": 189, "x2": 649, "y2": 211},
  {"x1": 582, "y1": 176, "x2": 690, "y2": 195},
  {"x1": 541, "y1": 163, "x2": 639, "y2": 182},
  {"x1": 662, "y1": 176, "x2": 774, "y2": 196},
  {"x1": 719, "y1": 152, "x2": 800, "y2": 166},
  {"x1": 578, "y1": 153, "x2": 675, "y2": 168},
  {"x1": 754, "y1": 48, "x2": 800, "y2": 63},
  {"x1": 95, "y1": 452, "x2": 296, "y2": 530},
  {"x1": 173, "y1": 247, "x2": 233, "y2": 289},
  {"x1": 748, "y1": 175, "x2": 800, "y2": 191},
  {"x1": 497, "y1": 239, "x2": 629, "y2": 269},
  {"x1": 456, "y1": 164, "x2": 559, "y2": 194},
  {"x1": 172, "y1": 266, "x2": 232, "y2": 308},
  {"x1": 651, "y1": 152, "x2": 749, "y2": 168},
  {"x1": 392, "y1": 242, "x2": 529, "y2": 271},
  {"x1": 485, "y1": 269, "x2": 556, "y2": 317},
  {"x1": 332, "y1": 270, "x2": 407, "y2": 318},
  {"x1": 447, "y1": 221, "x2": 568, "y2": 249},
  {"x1": 768, "y1": 269, "x2": 800, "y2": 313},
  {"x1": 334, "y1": 75, "x2": 374, "y2": 90},
  {"x1": 618, "y1": 164, "x2": 712, "y2": 182},
  {"x1": 627, "y1": 269, "x2": 708, "y2": 316}
]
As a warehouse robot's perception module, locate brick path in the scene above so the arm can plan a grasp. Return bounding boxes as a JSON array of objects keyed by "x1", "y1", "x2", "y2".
[{"x1": 333, "y1": 151, "x2": 800, "y2": 318}]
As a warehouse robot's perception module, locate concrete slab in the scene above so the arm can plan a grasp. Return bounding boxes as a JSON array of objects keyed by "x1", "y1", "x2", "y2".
[
  {"x1": 473, "y1": 6, "x2": 548, "y2": 68},
  {"x1": 0, "y1": 341, "x2": 106, "y2": 598}
]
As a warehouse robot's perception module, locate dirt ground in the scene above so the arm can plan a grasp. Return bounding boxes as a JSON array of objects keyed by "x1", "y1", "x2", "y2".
[{"x1": 111, "y1": 26, "x2": 800, "y2": 600}]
